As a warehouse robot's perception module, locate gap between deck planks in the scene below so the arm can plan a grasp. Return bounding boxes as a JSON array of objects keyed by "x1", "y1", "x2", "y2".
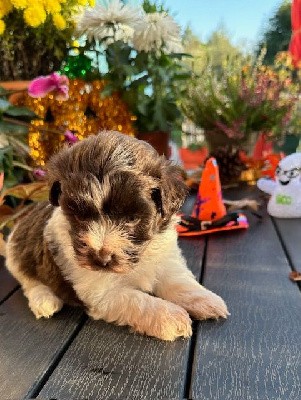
[
  {"x1": 0, "y1": 195, "x2": 208, "y2": 400},
  {"x1": 34, "y1": 238, "x2": 206, "y2": 400},
  {"x1": 190, "y1": 187, "x2": 301, "y2": 400},
  {"x1": 2, "y1": 186, "x2": 300, "y2": 400},
  {"x1": 0, "y1": 257, "x2": 19, "y2": 304}
]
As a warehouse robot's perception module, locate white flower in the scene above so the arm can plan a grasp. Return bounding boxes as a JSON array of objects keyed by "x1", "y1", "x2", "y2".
[
  {"x1": 76, "y1": 0, "x2": 142, "y2": 45},
  {"x1": 133, "y1": 12, "x2": 183, "y2": 54}
]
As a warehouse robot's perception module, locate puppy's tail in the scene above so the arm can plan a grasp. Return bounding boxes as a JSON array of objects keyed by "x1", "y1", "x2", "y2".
[{"x1": 0, "y1": 233, "x2": 6, "y2": 258}]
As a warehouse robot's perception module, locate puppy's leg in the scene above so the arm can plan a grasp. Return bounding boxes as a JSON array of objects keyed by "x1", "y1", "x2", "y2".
[
  {"x1": 154, "y1": 254, "x2": 229, "y2": 320},
  {"x1": 87, "y1": 289, "x2": 192, "y2": 341},
  {"x1": 6, "y1": 254, "x2": 63, "y2": 319},
  {"x1": 24, "y1": 281, "x2": 64, "y2": 319}
]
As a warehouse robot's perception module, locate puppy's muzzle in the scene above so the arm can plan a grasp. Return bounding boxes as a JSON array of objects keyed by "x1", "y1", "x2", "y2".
[{"x1": 88, "y1": 248, "x2": 117, "y2": 270}]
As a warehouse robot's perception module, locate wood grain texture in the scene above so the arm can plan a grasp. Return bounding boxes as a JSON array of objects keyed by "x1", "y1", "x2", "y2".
[
  {"x1": 179, "y1": 191, "x2": 206, "y2": 279},
  {"x1": 0, "y1": 258, "x2": 18, "y2": 303},
  {"x1": 191, "y1": 211, "x2": 301, "y2": 400},
  {"x1": 179, "y1": 238, "x2": 206, "y2": 279},
  {"x1": 37, "y1": 238, "x2": 206, "y2": 400},
  {"x1": 0, "y1": 290, "x2": 84, "y2": 399},
  {"x1": 272, "y1": 217, "x2": 301, "y2": 273},
  {"x1": 38, "y1": 319, "x2": 191, "y2": 400}
]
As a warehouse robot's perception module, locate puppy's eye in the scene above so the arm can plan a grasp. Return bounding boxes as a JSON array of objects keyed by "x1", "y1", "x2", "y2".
[
  {"x1": 124, "y1": 216, "x2": 140, "y2": 226},
  {"x1": 63, "y1": 198, "x2": 100, "y2": 221}
]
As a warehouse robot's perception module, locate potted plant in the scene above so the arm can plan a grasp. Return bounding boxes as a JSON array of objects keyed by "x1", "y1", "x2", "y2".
[
  {"x1": 182, "y1": 50, "x2": 299, "y2": 152},
  {"x1": 0, "y1": 0, "x2": 94, "y2": 81},
  {"x1": 74, "y1": 0, "x2": 190, "y2": 156}
]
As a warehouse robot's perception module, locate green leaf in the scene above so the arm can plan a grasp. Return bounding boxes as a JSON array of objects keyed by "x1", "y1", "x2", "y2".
[
  {"x1": 8, "y1": 136, "x2": 30, "y2": 155},
  {"x1": 0, "y1": 121, "x2": 28, "y2": 135},
  {"x1": 173, "y1": 73, "x2": 192, "y2": 81},
  {"x1": 4, "y1": 106, "x2": 37, "y2": 119},
  {"x1": 136, "y1": 98, "x2": 150, "y2": 116},
  {"x1": 12, "y1": 161, "x2": 33, "y2": 171},
  {"x1": 100, "y1": 85, "x2": 114, "y2": 98},
  {"x1": 0, "y1": 87, "x2": 9, "y2": 96},
  {"x1": 169, "y1": 52, "x2": 193, "y2": 59}
]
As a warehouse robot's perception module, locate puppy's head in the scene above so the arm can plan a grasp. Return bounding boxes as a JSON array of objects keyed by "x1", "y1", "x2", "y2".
[{"x1": 47, "y1": 131, "x2": 187, "y2": 273}]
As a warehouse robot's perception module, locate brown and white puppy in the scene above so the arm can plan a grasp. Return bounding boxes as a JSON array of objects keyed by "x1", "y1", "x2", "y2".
[{"x1": 5, "y1": 131, "x2": 229, "y2": 341}]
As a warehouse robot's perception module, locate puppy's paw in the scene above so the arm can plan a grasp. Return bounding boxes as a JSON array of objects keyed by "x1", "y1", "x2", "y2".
[
  {"x1": 184, "y1": 288, "x2": 229, "y2": 320},
  {"x1": 136, "y1": 303, "x2": 192, "y2": 341},
  {"x1": 27, "y1": 285, "x2": 63, "y2": 319}
]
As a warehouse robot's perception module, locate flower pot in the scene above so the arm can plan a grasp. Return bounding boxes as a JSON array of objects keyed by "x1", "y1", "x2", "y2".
[
  {"x1": 0, "y1": 81, "x2": 30, "y2": 104},
  {"x1": 204, "y1": 130, "x2": 244, "y2": 152},
  {"x1": 136, "y1": 131, "x2": 170, "y2": 158}
]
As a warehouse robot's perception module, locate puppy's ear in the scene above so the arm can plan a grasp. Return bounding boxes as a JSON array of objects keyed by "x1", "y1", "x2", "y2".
[
  {"x1": 151, "y1": 188, "x2": 164, "y2": 217},
  {"x1": 49, "y1": 181, "x2": 61, "y2": 206},
  {"x1": 159, "y1": 162, "x2": 188, "y2": 222}
]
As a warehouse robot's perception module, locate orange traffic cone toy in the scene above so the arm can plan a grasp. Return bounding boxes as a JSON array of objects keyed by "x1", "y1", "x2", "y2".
[
  {"x1": 192, "y1": 157, "x2": 226, "y2": 221},
  {"x1": 177, "y1": 157, "x2": 249, "y2": 236}
]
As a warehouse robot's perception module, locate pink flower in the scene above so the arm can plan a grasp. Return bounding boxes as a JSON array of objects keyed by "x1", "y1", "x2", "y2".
[
  {"x1": 64, "y1": 130, "x2": 78, "y2": 144},
  {"x1": 33, "y1": 168, "x2": 46, "y2": 179},
  {"x1": 0, "y1": 172, "x2": 4, "y2": 191},
  {"x1": 28, "y1": 72, "x2": 69, "y2": 101}
]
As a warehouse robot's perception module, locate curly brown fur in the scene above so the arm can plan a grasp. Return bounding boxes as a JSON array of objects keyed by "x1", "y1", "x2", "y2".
[{"x1": 5, "y1": 131, "x2": 228, "y2": 339}]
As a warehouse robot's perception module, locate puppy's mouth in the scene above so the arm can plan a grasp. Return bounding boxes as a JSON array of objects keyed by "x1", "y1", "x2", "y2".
[{"x1": 84, "y1": 263, "x2": 130, "y2": 274}]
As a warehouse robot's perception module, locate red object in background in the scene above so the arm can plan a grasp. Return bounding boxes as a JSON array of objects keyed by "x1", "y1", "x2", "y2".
[
  {"x1": 179, "y1": 147, "x2": 208, "y2": 170},
  {"x1": 252, "y1": 133, "x2": 273, "y2": 160},
  {"x1": 289, "y1": 0, "x2": 301, "y2": 68},
  {"x1": 239, "y1": 133, "x2": 273, "y2": 164},
  {"x1": 261, "y1": 153, "x2": 284, "y2": 179}
]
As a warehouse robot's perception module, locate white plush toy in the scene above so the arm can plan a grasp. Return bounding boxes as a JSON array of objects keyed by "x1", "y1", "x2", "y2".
[{"x1": 257, "y1": 152, "x2": 301, "y2": 218}]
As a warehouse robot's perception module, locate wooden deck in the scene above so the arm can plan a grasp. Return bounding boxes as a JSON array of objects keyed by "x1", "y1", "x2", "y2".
[{"x1": 0, "y1": 185, "x2": 301, "y2": 400}]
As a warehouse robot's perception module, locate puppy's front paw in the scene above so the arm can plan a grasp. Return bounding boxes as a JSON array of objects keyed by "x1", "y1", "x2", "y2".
[
  {"x1": 186, "y1": 288, "x2": 229, "y2": 320},
  {"x1": 27, "y1": 286, "x2": 63, "y2": 319},
  {"x1": 138, "y1": 303, "x2": 192, "y2": 341},
  {"x1": 88, "y1": 298, "x2": 192, "y2": 341}
]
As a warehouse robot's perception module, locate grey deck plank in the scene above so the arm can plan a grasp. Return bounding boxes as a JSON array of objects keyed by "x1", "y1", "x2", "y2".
[
  {"x1": 272, "y1": 217, "x2": 301, "y2": 273},
  {"x1": 38, "y1": 320, "x2": 191, "y2": 400},
  {"x1": 191, "y1": 205, "x2": 301, "y2": 399},
  {"x1": 0, "y1": 290, "x2": 84, "y2": 399},
  {"x1": 37, "y1": 238, "x2": 206, "y2": 400},
  {"x1": 0, "y1": 258, "x2": 18, "y2": 303}
]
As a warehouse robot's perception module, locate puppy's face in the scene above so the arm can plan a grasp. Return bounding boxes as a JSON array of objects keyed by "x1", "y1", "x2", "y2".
[
  {"x1": 47, "y1": 131, "x2": 187, "y2": 273},
  {"x1": 58, "y1": 171, "x2": 159, "y2": 273}
]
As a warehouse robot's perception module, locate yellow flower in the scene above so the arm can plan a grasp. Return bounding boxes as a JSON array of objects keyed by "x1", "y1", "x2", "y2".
[
  {"x1": 43, "y1": 0, "x2": 61, "y2": 14},
  {"x1": 0, "y1": 19, "x2": 5, "y2": 35},
  {"x1": 88, "y1": 0, "x2": 95, "y2": 6},
  {"x1": 23, "y1": 5, "x2": 46, "y2": 27},
  {"x1": 0, "y1": 0, "x2": 13, "y2": 18},
  {"x1": 77, "y1": 0, "x2": 88, "y2": 5},
  {"x1": 52, "y1": 13, "x2": 66, "y2": 30},
  {"x1": 11, "y1": 0, "x2": 27, "y2": 9}
]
